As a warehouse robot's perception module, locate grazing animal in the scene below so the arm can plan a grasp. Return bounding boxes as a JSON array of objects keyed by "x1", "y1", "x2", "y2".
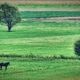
[{"x1": 0, "y1": 62, "x2": 10, "y2": 70}]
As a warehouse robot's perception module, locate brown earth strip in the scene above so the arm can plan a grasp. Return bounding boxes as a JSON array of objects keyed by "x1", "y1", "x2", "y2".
[
  {"x1": 0, "y1": 0, "x2": 80, "y2": 4},
  {"x1": 18, "y1": 8, "x2": 80, "y2": 11},
  {"x1": 22, "y1": 17, "x2": 80, "y2": 22}
]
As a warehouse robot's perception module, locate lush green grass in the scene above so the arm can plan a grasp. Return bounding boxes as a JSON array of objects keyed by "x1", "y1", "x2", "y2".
[
  {"x1": 0, "y1": 58, "x2": 80, "y2": 80},
  {"x1": 17, "y1": 4, "x2": 80, "y2": 9},
  {"x1": 0, "y1": 21, "x2": 80, "y2": 57},
  {"x1": 20, "y1": 11, "x2": 80, "y2": 18},
  {"x1": 0, "y1": 4, "x2": 80, "y2": 80},
  {"x1": 0, "y1": 5, "x2": 80, "y2": 80}
]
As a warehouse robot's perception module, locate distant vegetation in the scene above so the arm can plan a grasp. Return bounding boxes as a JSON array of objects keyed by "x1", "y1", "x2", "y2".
[
  {"x1": 74, "y1": 40, "x2": 80, "y2": 56},
  {"x1": 20, "y1": 11, "x2": 80, "y2": 18},
  {"x1": 17, "y1": 4, "x2": 80, "y2": 9}
]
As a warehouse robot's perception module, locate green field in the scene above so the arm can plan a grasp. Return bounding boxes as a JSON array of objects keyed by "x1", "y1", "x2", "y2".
[
  {"x1": 17, "y1": 4, "x2": 80, "y2": 9},
  {"x1": 0, "y1": 3, "x2": 80, "y2": 80},
  {"x1": 0, "y1": 21, "x2": 80, "y2": 57},
  {"x1": 20, "y1": 11, "x2": 80, "y2": 18},
  {"x1": 0, "y1": 58, "x2": 80, "y2": 80}
]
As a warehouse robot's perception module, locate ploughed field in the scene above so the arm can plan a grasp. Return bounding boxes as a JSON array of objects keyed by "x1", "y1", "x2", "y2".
[
  {"x1": 0, "y1": 3, "x2": 80, "y2": 80},
  {"x1": 0, "y1": 0, "x2": 80, "y2": 4}
]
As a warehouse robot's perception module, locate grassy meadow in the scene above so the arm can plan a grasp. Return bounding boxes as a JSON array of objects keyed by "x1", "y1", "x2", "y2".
[
  {"x1": 17, "y1": 4, "x2": 80, "y2": 10},
  {"x1": 0, "y1": 21, "x2": 80, "y2": 57},
  {"x1": 0, "y1": 58, "x2": 80, "y2": 80},
  {"x1": 0, "y1": 3, "x2": 80, "y2": 80}
]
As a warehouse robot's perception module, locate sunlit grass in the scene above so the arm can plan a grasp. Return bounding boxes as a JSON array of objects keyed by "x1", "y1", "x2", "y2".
[
  {"x1": 0, "y1": 58, "x2": 80, "y2": 80},
  {"x1": 0, "y1": 21, "x2": 80, "y2": 56}
]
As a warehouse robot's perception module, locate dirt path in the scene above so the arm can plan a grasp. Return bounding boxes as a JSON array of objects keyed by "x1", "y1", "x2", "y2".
[
  {"x1": 22, "y1": 17, "x2": 80, "y2": 22},
  {"x1": 18, "y1": 8, "x2": 80, "y2": 11},
  {"x1": 0, "y1": 0, "x2": 80, "y2": 4}
]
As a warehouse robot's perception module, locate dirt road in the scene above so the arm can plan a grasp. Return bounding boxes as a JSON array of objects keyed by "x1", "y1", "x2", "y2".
[
  {"x1": 0, "y1": 0, "x2": 80, "y2": 4},
  {"x1": 22, "y1": 17, "x2": 80, "y2": 22},
  {"x1": 18, "y1": 8, "x2": 80, "y2": 11}
]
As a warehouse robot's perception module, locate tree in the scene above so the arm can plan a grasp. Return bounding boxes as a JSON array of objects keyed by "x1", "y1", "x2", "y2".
[
  {"x1": 74, "y1": 40, "x2": 80, "y2": 56},
  {"x1": 0, "y1": 3, "x2": 21, "y2": 32}
]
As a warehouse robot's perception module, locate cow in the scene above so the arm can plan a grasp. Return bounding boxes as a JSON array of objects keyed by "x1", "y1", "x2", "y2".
[{"x1": 0, "y1": 62, "x2": 10, "y2": 70}]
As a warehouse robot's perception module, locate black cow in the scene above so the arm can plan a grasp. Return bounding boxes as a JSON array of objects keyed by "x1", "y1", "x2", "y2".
[{"x1": 0, "y1": 62, "x2": 10, "y2": 70}]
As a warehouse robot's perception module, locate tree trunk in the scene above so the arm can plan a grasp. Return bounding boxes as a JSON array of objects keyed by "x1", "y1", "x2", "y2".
[
  {"x1": 8, "y1": 26, "x2": 12, "y2": 32},
  {"x1": 7, "y1": 22, "x2": 12, "y2": 32}
]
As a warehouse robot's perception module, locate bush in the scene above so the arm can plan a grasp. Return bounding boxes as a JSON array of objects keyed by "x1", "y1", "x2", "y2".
[{"x1": 74, "y1": 40, "x2": 80, "y2": 56}]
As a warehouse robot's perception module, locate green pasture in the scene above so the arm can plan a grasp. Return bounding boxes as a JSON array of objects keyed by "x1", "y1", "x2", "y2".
[
  {"x1": 0, "y1": 21, "x2": 80, "y2": 57},
  {"x1": 17, "y1": 4, "x2": 80, "y2": 9},
  {"x1": 20, "y1": 11, "x2": 80, "y2": 18},
  {"x1": 0, "y1": 4, "x2": 80, "y2": 80},
  {"x1": 0, "y1": 58, "x2": 80, "y2": 80}
]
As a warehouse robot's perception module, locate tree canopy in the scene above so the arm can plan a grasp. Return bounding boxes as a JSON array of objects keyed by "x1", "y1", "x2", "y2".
[{"x1": 0, "y1": 3, "x2": 21, "y2": 32}]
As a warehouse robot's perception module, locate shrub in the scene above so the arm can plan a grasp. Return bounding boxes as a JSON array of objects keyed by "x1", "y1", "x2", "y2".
[{"x1": 74, "y1": 40, "x2": 80, "y2": 56}]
